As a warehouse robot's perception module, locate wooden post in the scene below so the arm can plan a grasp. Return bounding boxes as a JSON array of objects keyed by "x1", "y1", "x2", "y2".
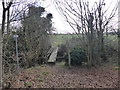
[{"x1": 68, "y1": 49, "x2": 71, "y2": 68}]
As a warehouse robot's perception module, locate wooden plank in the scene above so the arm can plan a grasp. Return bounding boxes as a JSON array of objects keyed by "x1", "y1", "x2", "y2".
[{"x1": 45, "y1": 47, "x2": 54, "y2": 59}]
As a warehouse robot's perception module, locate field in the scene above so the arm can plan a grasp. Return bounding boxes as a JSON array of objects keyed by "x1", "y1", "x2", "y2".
[
  {"x1": 50, "y1": 34, "x2": 118, "y2": 47},
  {"x1": 50, "y1": 34, "x2": 78, "y2": 46}
]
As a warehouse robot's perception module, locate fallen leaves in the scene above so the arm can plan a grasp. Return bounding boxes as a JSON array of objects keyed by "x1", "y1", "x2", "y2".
[{"x1": 9, "y1": 64, "x2": 118, "y2": 88}]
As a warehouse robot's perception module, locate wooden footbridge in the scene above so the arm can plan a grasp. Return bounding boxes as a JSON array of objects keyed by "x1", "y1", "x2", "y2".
[{"x1": 48, "y1": 46, "x2": 58, "y2": 65}]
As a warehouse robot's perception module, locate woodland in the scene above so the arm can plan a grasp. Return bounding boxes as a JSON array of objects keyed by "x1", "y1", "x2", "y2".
[{"x1": 0, "y1": 0, "x2": 119, "y2": 89}]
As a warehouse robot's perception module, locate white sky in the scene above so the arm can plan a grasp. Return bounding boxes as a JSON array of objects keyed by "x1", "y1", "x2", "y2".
[
  {"x1": 43, "y1": 0, "x2": 118, "y2": 33},
  {"x1": 0, "y1": 0, "x2": 119, "y2": 33}
]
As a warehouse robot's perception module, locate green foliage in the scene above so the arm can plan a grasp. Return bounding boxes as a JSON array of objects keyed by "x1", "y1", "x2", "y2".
[{"x1": 65, "y1": 46, "x2": 87, "y2": 66}]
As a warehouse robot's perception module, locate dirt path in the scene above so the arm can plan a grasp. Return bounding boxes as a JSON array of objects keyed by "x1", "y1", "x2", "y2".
[{"x1": 10, "y1": 63, "x2": 118, "y2": 88}]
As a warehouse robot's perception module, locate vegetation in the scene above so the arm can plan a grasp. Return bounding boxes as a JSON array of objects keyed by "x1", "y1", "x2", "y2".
[
  {"x1": 3, "y1": 4, "x2": 53, "y2": 75},
  {"x1": 0, "y1": 0, "x2": 119, "y2": 89},
  {"x1": 55, "y1": 0, "x2": 118, "y2": 67},
  {"x1": 24, "y1": 82, "x2": 32, "y2": 86},
  {"x1": 50, "y1": 34, "x2": 78, "y2": 46},
  {"x1": 64, "y1": 46, "x2": 87, "y2": 66},
  {"x1": 35, "y1": 78, "x2": 44, "y2": 82},
  {"x1": 41, "y1": 71, "x2": 49, "y2": 75}
]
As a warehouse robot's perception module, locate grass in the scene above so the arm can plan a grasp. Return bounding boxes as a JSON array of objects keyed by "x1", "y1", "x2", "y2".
[
  {"x1": 25, "y1": 65, "x2": 46, "y2": 71},
  {"x1": 113, "y1": 63, "x2": 118, "y2": 66},
  {"x1": 56, "y1": 61, "x2": 71, "y2": 69},
  {"x1": 41, "y1": 71, "x2": 49, "y2": 75},
  {"x1": 35, "y1": 78, "x2": 44, "y2": 82},
  {"x1": 25, "y1": 67, "x2": 35, "y2": 71},
  {"x1": 50, "y1": 34, "x2": 78, "y2": 46},
  {"x1": 50, "y1": 34, "x2": 118, "y2": 47},
  {"x1": 114, "y1": 66, "x2": 120, "y2": 70},
  {"x1": 40, "y1": 64, "x2": 46, "y2": 67},
  {"x1": 56, "y1": 61, "x2": 65, "y2": 67},
  {"x1": 24, "y1": 82, "x2": 32, "y2": 86}
]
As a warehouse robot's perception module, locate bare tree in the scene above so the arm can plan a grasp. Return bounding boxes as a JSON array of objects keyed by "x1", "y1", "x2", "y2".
[
  {"x1": 0, "y1": 0, "x2": 13, "y2": 88},
  {"x1": 54, "y1": 0, "x2": 117, "y2": 67},
  {"x1": 0, "y1": 0, "x2": 39, "y2": 88}
]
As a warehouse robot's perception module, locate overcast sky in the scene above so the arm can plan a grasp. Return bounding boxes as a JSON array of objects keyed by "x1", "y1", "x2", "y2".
[
  {"x1": 0, "y1": 0, "x2": 119, "y2": 33},
  {"x1": 42, "y1": 0, "x2": 118, "y2": 33}
]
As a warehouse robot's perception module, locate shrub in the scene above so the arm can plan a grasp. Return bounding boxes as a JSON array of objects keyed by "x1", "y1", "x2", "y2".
[
  {"x1": 57, "y1": 44, "x2": 67, "y2": 57},
  {"x1": 57, "y1": 44, "x2": 67, "y2": 62},
  {"x1": 64, "y1": 46, "x2": 87, "y2": 66}
]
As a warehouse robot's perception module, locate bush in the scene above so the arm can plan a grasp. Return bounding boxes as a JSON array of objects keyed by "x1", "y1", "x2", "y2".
[
  {"x1": 57, "y1": 44, "x2": 67, "y2": 57},
  {"x1": 64, "y1": 46, "x2": 87, "y2": 66}
]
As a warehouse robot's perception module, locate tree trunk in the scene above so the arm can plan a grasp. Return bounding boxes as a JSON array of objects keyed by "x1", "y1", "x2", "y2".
[
  {"x1": 0, "y1": 27, "x2": 3, "y2": 89},
  {"x1": 87, "y1": 14, "x2": 95, "y2": 67},
  {"x1": 7, "y1": 9, "x2": 10, "y2": 34},
  {"x1": 118, "y1": 1, "x2": 120, "y2": 88},
  {"x1": 0, "y1": 8, "x2": 6, "y2": 90},
  {"x1": 0, "y1": 1, "x2": 12, "y2": 88}
]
